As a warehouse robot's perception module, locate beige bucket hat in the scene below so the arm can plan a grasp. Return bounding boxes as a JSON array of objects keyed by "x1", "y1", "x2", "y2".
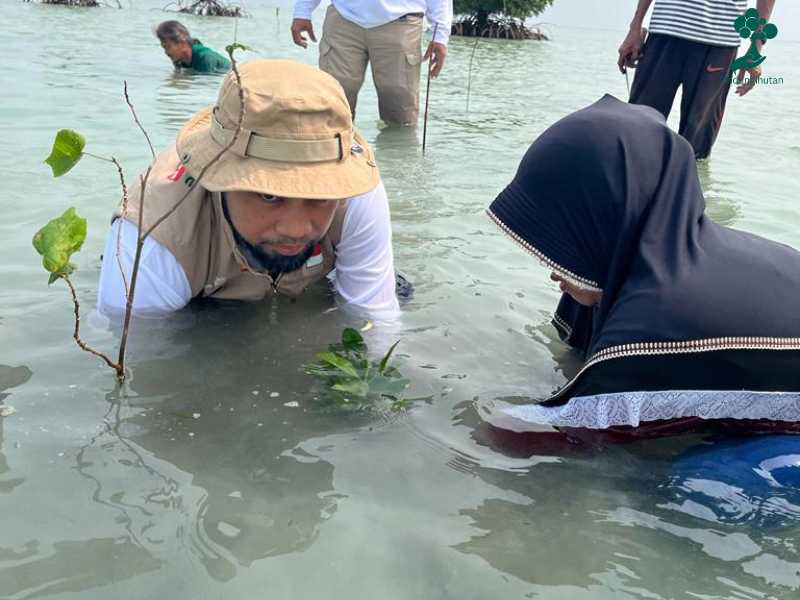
[{"x1": 176, "y1": 59, "x2": 379, "y2": 200}]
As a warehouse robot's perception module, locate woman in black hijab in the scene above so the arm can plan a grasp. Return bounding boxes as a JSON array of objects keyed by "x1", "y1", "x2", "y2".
[{"x1": 488, "y1": 95, "x2": 800, "y2": 433}]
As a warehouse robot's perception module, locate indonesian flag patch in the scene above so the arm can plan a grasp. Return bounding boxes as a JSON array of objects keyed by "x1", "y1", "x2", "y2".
[
  {"x1": 306, "y1": 244, "x2": 323, "y2": 267},
  {"x1": 167, "y1": 165, "x2": 186, "y2": 182}
]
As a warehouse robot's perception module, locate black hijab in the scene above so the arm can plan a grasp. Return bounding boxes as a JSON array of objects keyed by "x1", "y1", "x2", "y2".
[{"x1": 488, "y1": 95, "x2": 800, "y2": 401}]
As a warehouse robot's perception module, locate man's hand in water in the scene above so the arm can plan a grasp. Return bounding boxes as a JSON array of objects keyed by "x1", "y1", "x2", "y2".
[
  {"x1": 551, "y1": 272, "x2": 603, "y2": 307},
  {"x1": 291, "y1": 18, "x2": 316, "y2": 49}
]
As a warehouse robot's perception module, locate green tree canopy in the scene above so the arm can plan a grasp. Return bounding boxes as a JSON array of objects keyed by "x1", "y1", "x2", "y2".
[{"x1": 454, "y1": 0, "x2": 554, "y2": 20}]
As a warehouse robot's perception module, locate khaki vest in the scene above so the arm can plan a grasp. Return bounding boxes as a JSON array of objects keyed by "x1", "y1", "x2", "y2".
[{"x1": 114, "y1": 145, "x2": 346, "y2": 300}]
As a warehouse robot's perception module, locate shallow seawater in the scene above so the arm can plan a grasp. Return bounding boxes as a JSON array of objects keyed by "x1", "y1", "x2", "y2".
[{"x1": 2, "y1": 1, "x2": 800, "y2": 598}]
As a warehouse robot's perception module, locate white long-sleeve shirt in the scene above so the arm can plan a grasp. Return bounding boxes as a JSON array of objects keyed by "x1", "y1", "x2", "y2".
[
  {"x1": 294, "y1": 0, "x2": 452, "y2": 45},
  {"x1": 97, "y1": 183, "x2": 400, "y2": 319}
]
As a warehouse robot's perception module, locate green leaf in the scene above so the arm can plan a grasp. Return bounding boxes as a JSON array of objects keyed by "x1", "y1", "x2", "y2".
[
  {"x1": 32, "y1": 207, "x2": 87, "y2": 275},
  {"x1": 379, "y1": 340, "x2": 401, "y2": 375},
  {"x1": 316, "y1": 351, "x2": 359, "y2": 378},
  {"x1": 44, "y1": 129, "x2": 85, "y2": 177},
  {"x1": 341, "y1": 327, "x2": 366, "y2": 352},
  {"x1": 303, "y1": 364, "x2": 337, "y2": 378},
  {"x1": 330, "y1": 379, "x2": 370, "y2": 398},
  {"x1": 226, "y1": 42, "x2": 253, "y2": 55},
  {"x1": 48, "y1": 272, "x2": 61, "y2": 285}
]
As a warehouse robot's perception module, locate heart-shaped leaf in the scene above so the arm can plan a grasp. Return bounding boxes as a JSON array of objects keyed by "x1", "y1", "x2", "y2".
[
  {"x1": 32, "y1": 207, "x2": 87, "y2": 277},
  {"x1": 341, "y1": 327, "x2": 366, "y2": 352},
  {"x1": 44, "y1": 129, "x2": 85, "y2": 177},
  {"x1": 316, "y1": 351, "x2": 359, "y2": 379}
]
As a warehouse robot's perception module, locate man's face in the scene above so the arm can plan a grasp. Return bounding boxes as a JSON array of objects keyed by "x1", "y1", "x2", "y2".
[
  {"x1": 161, "y1": 39, "x2": 191, "y2": 65},
  {"x1": 225, "y1": 191, "x2": 339, "y2": 272}
]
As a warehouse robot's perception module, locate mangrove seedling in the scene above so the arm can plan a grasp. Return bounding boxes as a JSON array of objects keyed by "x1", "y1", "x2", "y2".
[
  {"x1": 304, "y1": 328, "x2": 410, "y2": 412},
  {"x1": 165, "y1": 0, "x2": 247, "y2": 17},
  {"x1": 34, "y1": 45, "x2": 249, "y2": 382},
  {"x1": 32, "y1": 208, "x2": 121, "y2": 371}
]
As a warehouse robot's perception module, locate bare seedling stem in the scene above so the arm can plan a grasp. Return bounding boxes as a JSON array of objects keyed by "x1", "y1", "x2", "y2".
[
  {"x1": 115, "y1": 167, "x2": 151, "y2": 380},
  {"x1": 113, "y1": 47, "x2": 247, "y2": 381},
  {"x1": 110, "y1": 156, "x2": 130, "y2": 298},
  {"x1": 63, "y1": 275, "x2": 121, "y2": 373},
  {"x1": 422, "y1": 23, "x2": 439, "y2": 155},
  {"x1": 142, "y1": 51, "x2": 246, "y2": 239},
  {"x1": 124, "y1": 81, "x2": 156, "y2": 160},
  {"x1": 466, "y1": 37, "x2": 479, "y2": 112}
]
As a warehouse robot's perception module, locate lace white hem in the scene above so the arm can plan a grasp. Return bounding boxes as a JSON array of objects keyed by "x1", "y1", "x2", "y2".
[{"x1": 501, "y1": 390, "x2": 800, "y2": 430}]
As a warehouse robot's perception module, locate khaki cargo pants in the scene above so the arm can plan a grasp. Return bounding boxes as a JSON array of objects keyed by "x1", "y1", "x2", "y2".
[{"x1": 319, "y1": 5, "x2": 423, "y2": 125}]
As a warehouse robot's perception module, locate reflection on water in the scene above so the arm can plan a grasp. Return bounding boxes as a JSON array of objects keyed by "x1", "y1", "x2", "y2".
[
  {"x1": 697, "y1": 160, "x2": 741, "y2": 226},
  {"x1": 667, "y1": 436, "x2": 800, "y2": 529},
  {"x1": 156, "y1": 71, "x2": 225, "y2": 132},
  {"x1": 0, "y1": 366, "x2": 32, "y2": 405},
  {"x1": 3, "y1": 1, "x2": 800, "y2": 598},
  {"x1": 0, "y1": 366, "x2": 31, "y2": 497},
  {"x1": 453, "y1": 438, "x2": 800, "y2": 595},
  {"x1": 1, "y1": 301, "x2": 370, "y2": 596}
]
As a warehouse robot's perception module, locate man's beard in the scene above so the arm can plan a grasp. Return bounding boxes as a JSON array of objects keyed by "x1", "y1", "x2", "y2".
[
  {"x1": 222, "y1": 194, "x2": 317, "y2": 275},
  {"x1": 234, "y1": 230, "x2": 316, "y2": 275}
]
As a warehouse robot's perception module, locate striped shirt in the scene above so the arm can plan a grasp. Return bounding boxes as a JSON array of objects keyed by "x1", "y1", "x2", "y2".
[{"x1": 649, "y1": 0, "x2": 747, "y2": 47}]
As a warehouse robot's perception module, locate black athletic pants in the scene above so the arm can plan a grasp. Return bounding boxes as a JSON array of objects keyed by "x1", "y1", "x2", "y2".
[{"x1": 629, "y1": 33, "x2": 738, "y2": 159}]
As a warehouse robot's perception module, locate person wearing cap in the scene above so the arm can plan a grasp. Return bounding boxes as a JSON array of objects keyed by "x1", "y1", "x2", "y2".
[
  {"x1": 97, "y1": 60, "x2": 399, "y2": 318},
  {"x1": 155, "y1": 20, "x2": 231, "y2": 74},
  {"x1": 290, "y1": 0, "x2": 452, "y2": 125}
]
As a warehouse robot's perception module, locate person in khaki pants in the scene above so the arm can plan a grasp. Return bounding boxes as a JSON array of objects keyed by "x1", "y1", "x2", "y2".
[{"x1": 291, "y1": 0, "x2": 452, "y2": 125}]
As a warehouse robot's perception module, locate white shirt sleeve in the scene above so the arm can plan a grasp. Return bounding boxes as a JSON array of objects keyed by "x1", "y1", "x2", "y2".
[
  {"x1": 334, "y1": 181, "x2": 400, "y2": 319},
  {"x1": 97, "y1": 219, "x2": 192, "y2": 316},
  {"x1": 426, "y1": 0, "x2": 452, "y2": 45},
  {"x1": 293, "y1": 0, "x2": 322, "y2": 19}
]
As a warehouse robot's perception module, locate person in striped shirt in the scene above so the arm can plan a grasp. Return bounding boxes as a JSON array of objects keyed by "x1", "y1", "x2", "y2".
[{"x1": 618, "y1": 0, "x2": 776, "y2": 159}]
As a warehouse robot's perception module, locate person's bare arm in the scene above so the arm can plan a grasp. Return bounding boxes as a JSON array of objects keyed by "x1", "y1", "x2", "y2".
[
  {"x1": 754, "y1": 0, "x2": 777, "y2": 54},
  {"x1": 423, "y1": 0, "x2": 451, "y2": 78},
  {"x1": 618, "y1": 0, "x2": 654, "y2": 73}
]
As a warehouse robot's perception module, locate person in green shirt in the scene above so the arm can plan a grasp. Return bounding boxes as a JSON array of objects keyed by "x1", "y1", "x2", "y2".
[{"x1": 155, "y1": 20, "x2": 231, "y2": 74}]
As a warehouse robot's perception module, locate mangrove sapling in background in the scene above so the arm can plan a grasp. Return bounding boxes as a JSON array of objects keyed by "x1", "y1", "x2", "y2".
[
  {"x1": 33, "y1": 44, "x2": 249, "y2": 382},
  {"x1": 36, "y1": 0, "x2": 123, "y2": 7},
  {"x1": 304, "y1": 328, "x2": 412, "y2": 413},
  {"x1": 164, "y1": 0, "x2": 247, "y2": 17},
  {"x1": 452, "y1": 0, "x2": 552, "y2": 39}
]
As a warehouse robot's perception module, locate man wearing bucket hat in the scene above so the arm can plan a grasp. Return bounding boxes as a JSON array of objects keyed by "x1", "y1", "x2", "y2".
[{"x1": 97, "y1": 60, "x2": 400, "y2": 317}]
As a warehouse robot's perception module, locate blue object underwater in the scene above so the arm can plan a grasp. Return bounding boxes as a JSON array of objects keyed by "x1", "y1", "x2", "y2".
[{"x1": 668, "y1": 435, "x2": 800, "y2": 528}]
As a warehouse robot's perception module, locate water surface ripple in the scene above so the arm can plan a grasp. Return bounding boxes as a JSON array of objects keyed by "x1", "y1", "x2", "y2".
[{"x1": 2, "y1": 2, "x2": 800, "y2": 598}]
